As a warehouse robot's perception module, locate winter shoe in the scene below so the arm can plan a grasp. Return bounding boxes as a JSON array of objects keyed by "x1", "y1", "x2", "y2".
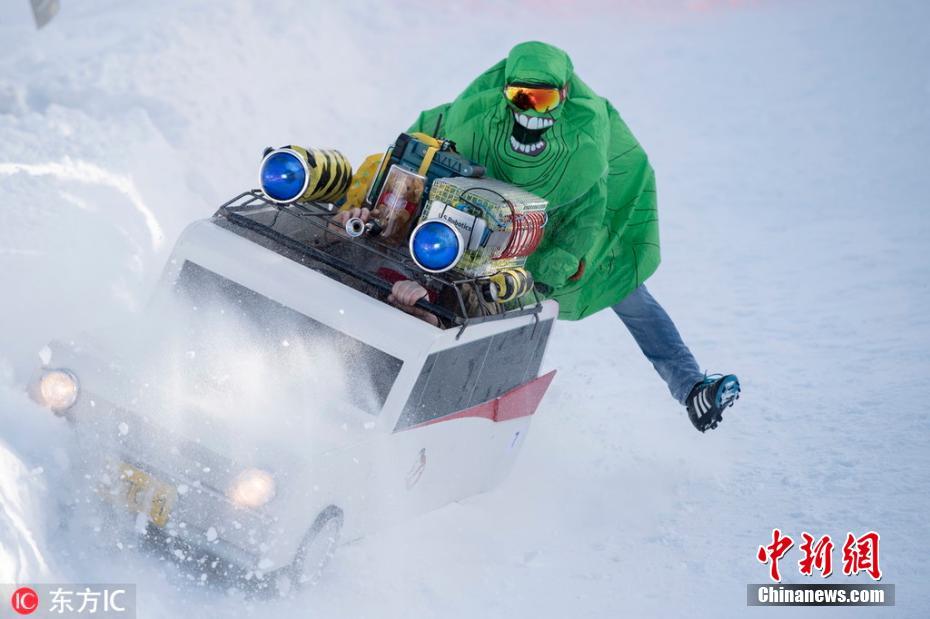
[{"x1": 686, "y1": 374, "x2": 740, "y2": 432}]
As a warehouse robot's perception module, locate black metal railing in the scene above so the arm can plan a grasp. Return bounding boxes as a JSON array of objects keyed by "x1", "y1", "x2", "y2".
[{"x1": 213, "y1": 190, "x2": 542, "y2": 335}]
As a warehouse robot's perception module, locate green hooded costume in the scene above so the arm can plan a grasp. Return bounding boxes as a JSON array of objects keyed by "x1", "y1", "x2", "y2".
[{"x1": 409, "y1": 41, "x2": 660, "y2": 321}]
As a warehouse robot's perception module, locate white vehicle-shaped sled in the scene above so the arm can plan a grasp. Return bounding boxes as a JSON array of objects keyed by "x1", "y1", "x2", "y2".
[{"x1": 29, "y1": 190, "x2": 557, "y2": 588}]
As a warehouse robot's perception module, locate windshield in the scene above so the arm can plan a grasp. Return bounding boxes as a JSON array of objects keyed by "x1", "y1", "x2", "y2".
[{"x1": 171, "y1": 260, "x2": 403, "y2": 417}]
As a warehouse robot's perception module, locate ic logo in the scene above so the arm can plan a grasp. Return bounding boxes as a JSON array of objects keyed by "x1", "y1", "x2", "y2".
[{"x1": 11, "y1": 587, "x2": 39, "y2": 615}]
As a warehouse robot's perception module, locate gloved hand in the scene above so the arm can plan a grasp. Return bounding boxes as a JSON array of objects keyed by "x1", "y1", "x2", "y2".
[
  {"x1": 530, "y1": 247, "x2": 583, "y2": 290},
  {"x1": 388, "y1": 280, "x2": 439, "y2": 326},
  {"x1": 388, "y1": 280, "x2": 428, "y2": 306}
]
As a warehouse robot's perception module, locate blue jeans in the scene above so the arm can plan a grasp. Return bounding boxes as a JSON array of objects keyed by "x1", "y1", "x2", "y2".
[{"x1": 611, "y1": 284, "x2": 703, "y2": 404}]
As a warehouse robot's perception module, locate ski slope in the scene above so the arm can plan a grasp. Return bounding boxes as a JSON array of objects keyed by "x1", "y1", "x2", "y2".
[{"x1": 1, "y1": 1, "x2": 929, "y2": 616}]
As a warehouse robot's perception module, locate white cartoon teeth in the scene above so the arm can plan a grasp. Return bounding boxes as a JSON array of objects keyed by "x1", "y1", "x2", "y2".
[
  {"x1": 513, "y1": 112, "x2": 554, "y2": 129},
  {"x1": 509, "y1": 135, "x2": 546, "y2": 155},
  {"x1": 510, "y1": 112, "x2": 554, "y2": 156}
]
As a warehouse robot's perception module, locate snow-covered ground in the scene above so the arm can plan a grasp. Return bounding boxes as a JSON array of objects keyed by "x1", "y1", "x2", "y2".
[{"x1": 2, "y1": 0, "x2": 929, "y2": 616}]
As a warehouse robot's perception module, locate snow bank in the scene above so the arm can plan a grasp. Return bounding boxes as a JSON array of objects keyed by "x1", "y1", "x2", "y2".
[{"x1": 0, "y1": 357, "x2": 69, "y2": 583}]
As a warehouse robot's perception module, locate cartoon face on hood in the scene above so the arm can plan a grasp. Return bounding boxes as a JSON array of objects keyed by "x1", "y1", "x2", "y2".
[{"x1": 503, "y1": 41, "x2": 573, "y2": 157}]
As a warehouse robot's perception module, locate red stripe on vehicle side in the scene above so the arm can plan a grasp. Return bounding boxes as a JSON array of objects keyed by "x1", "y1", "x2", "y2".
[{"x1": 404, "y1": 370, "x2": 556, "y2": 431}]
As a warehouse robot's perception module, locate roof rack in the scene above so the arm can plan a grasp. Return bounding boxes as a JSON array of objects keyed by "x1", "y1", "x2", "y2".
[{"x1": 213, "y1": 190, "x2": 543, "y2": 336}]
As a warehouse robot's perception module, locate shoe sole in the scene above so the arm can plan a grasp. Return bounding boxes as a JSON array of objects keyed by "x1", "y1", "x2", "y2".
[{"x1": 716, "y1": 375, "x2": 741, "y2": 409}]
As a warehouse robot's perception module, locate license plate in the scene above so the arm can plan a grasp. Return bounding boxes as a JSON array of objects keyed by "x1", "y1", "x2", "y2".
[{"x1": 101, "y1": 461, "x2": 177, "y2": 528}]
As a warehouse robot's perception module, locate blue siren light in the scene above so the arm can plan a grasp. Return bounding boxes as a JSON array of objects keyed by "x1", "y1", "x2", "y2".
[
  {"x1": 260, "y1": 149, "x2": 308, "y2": 203},
  {"x1": 409, "y1": 220, "x2": 465, "y2": 273}
]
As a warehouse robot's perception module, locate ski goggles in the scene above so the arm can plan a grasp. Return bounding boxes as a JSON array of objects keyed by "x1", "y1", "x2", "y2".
[{"x1": 503, "y1": 84, "x2": 566, "y2": 113}]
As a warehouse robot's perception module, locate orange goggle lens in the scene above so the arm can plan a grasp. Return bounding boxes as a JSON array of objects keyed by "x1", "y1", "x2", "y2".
[{"x1": 503, "y1": 85, "x2": 564, "y2": 113}]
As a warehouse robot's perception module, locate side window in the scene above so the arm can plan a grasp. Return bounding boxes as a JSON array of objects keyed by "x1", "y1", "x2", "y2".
[
  {"x1": 524, "y1": 319, "x2": 553, "y2": 381},
  {"x1": 470, "y1": 320, "x2": 553, "y2": 404},
  {"x1": 394, "y1": 339, "x2": 490, "y2": 430},
  {"x1": 394, "y1": 319, "x2": 553, "y2": 431}
]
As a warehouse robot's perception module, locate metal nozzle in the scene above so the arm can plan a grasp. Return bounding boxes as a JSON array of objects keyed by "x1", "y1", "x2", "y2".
[
  {"x1": 345, "y1": 217, "x2": 366, "y2": 237},
  {"x1": 345, "y1": 217, "x2": 382, "y2": 238}
]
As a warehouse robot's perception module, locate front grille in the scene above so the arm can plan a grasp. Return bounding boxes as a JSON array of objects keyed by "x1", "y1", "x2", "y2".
[{"x1": 75, "y1": 398, "x2": 278, "y2": 564}]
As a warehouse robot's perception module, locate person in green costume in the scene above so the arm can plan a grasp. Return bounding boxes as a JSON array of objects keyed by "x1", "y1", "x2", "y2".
[{"x1": 408, "y1": 41, "x2": 741, "y2": 432}]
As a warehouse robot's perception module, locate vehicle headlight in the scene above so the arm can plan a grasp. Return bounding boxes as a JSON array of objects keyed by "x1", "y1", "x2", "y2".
[
  {"x1": 228, "y1": 468, "x2": 276, "y2": 509},
  {"x1": 37, "y1": 369, "x2": 80, "y2": 413}
]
